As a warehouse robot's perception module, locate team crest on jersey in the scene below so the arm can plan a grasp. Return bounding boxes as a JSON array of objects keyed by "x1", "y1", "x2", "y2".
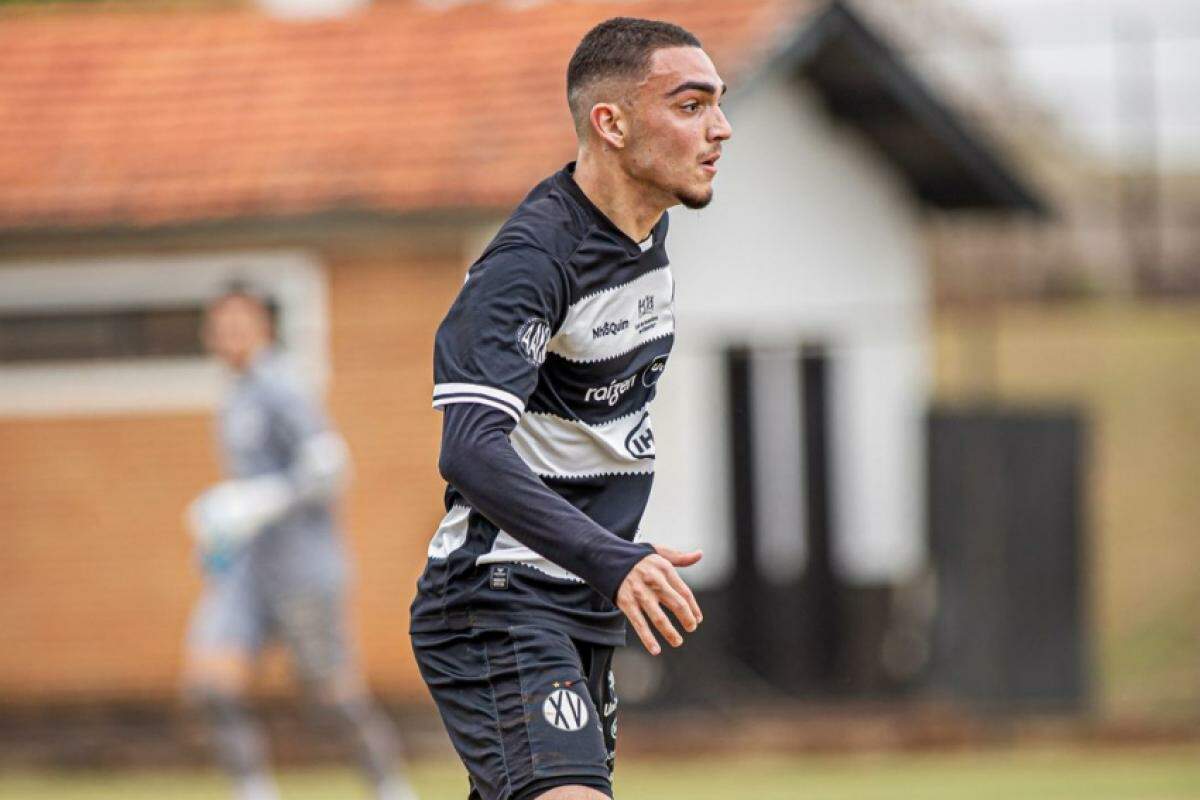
[
  {"x1": 543, "y1": 687, "x2": 589, "y2": 732},
  {"x1": 516, "y1": 317, "x2": 550, "y2": 366}
]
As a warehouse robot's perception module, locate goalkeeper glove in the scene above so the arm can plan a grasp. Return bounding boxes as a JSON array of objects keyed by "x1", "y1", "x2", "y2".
[{"x1": 186, "y1": 476, "x2": 294, "y2": 573}]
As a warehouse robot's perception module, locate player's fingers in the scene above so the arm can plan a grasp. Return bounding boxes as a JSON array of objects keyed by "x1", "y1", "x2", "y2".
[
  {"x1": 648, "y1": 570, "x2": 697, "y2": 632},
  {"x1": 654, "y1": 545, "x2": 703, "y2": 568},
  {"x1": 620, "y1": 596, "x2": 660, "y2": 656},
  {"x1": 639, "y1": 590, "x2": 682, "y2": 648},
  {"x1": 662, "y1": 566, "x2": 704, "y2": 625}
]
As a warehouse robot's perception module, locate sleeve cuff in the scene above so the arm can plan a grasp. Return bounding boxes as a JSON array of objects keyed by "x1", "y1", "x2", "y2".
[
  {"x1": 433, "y1": 383, "x2": 524, "y2": 423},
  {"x1": 596, "y1": 541, "x2": 657, "y2": 604}
]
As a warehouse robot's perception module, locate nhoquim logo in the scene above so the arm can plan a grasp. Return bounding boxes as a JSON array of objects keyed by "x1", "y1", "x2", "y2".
[{"x1": 516, "y1": 317, "x2": 550, "y2": 366}]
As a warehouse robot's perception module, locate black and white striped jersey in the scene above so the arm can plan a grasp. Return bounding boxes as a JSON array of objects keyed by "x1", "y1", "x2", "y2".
[{"x1": 411, "y1": 163, "x2": 674, "y2": 644}]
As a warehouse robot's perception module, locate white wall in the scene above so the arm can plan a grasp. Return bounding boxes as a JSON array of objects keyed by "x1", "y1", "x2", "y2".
[{"x1": 641, "y1": 68, "x2": 930, "y2": 588}]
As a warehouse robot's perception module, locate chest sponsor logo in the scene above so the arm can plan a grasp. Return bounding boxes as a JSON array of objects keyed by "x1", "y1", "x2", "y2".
[
  {"x1": 636, "y1": 294, "x2": 660, "y2": 334},
  {"x1": 592, "y1": 318, "x2": 630, "y2": 339},
  {"x1": 516, "y1": 317, "x2": 550, "y2": 366},
  {"x1": 543, "y1": 688, "x2": 589, "y2": 732},
  {"x1": 625, "y1": 412, "x2": 655, "y2": 459},
  {"x1": 642, "y1": 354, "x2": 669, "y2": 388},
  {"x1": 585, "y1": 373, "x2": 638, "y2": 406}
]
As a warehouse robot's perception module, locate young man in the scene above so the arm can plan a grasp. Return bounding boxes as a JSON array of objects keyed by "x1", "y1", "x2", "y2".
[
  {"x1": 184, "y1": 287, "x2": 418, "y2": 800},
  {"x1": 411, "y1": 17, "x2": 732, "y2": 800}
]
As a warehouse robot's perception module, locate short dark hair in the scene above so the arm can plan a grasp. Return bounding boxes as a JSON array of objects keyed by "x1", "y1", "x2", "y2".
[
  {"x1": 210, "y1": 279, "x2": 269, "y2": 311},
  {"x1": 567, "y1": 17, "x2": 701, "y2": 132}
]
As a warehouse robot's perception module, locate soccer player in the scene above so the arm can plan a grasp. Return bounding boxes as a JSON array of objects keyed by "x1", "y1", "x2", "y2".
[
  {"x1": 410, "y1": 17, "x2": 732, "y2": 800},
  {"x1": 184, "y1": 286, "x2": 418, "y2": 800}
]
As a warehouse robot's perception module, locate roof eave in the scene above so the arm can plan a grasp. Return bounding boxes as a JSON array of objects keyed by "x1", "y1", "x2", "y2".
[
  {"x1": 778, "y1": 1, "x2": 1050, "y2": 217},
  {"x1": 0, "y1": 205, "x2": 507, "y2": 249}
]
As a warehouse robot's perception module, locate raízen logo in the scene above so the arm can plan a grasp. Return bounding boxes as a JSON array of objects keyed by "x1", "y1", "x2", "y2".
[
  {"x1": 543, "y1": 687, "x2": 589, "y2": 732},
  {"x1": 584, "y1": 373, "x2": 637, "y2": 407}
]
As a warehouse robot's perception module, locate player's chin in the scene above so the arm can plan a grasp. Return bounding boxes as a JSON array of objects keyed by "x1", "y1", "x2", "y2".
[{"x1": 676, "y1": 185, "x2": 714, "y2": 210}]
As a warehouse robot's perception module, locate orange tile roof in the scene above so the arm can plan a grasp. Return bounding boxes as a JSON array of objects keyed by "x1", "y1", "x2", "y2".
[{"x1": 0, "y1": 0, "x2": 818, "y2": 232}]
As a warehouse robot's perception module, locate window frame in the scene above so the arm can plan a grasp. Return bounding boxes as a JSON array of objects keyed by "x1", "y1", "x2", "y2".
[{"x1": 0, "y1": 250, "x2": 329, "y2": 417}]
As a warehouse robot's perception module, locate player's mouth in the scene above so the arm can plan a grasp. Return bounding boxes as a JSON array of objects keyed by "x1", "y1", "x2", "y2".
[{"x1": 699, "y1": 151, "x2": 721, "y2": 175}]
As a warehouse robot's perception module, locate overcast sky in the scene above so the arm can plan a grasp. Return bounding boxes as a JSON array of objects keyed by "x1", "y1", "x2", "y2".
[{"x1": 926, "y1": 0, "x2": 1200, "y2": 168}]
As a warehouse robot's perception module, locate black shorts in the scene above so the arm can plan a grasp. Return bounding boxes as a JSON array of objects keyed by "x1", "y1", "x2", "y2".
[{"x1": 412, "y1": 624, "x2": 618, "y2": 800}]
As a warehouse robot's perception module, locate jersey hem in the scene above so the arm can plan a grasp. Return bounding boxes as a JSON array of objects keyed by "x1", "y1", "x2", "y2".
[{"x1": 410, "y1": 612, "x2": 628, "y2": 647}]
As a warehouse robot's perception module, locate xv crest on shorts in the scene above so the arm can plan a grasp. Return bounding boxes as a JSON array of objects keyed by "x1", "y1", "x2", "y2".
[{"x1": 543, "y1": 687, "x2": 589, "y2": 732}]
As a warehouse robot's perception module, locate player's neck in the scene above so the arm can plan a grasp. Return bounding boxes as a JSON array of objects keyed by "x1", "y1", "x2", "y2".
[{"x1": 573, "y1": 151, "x2": 664, "y2": 245}]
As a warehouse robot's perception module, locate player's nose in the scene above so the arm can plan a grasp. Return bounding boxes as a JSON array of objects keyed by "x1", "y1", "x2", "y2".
[{"x1": 710, "y1": 105, "x2": 732, "y2": 142}]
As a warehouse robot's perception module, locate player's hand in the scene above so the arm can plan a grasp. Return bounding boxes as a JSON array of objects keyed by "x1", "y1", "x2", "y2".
[{"x1": 616, "y1": 545, "x2": 704, "y2": 656}]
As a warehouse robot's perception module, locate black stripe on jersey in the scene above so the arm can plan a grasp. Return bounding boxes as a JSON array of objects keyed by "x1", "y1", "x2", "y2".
[
  {"x1": 569, "y1": 231, "x2": 669, "y2": 303},
  {"x1": 542, "y1": 473, "x2": 653, "y2": 542},
  {"x1": 528, "y1": 335, "x2": 673, "y2": 425}
]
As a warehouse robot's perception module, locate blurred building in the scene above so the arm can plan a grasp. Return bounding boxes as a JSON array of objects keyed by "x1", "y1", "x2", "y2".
[
  {"x1": 850, "y1": 0, "x2": 1200, "y2": 717},
  {"x1": 0, "y1": 0, "x2": 1044, "y2": 710}
]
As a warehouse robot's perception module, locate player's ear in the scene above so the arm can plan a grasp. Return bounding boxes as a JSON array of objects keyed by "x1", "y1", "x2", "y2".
[{"x1": 590, "y1": 102, "x2": 627, "y2": 150}]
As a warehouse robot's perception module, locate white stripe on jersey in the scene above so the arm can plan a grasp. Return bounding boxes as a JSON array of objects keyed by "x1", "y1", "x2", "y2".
[
  {"x1": 427, "y1": 504, "x2": 471, "y2": 559},
  {"x1": 476, "y1": 532, "x2": 583, "y2": 582},
  {"x1": 475, "y1": 527, "x2": 649, "y2": 581},
  {"x1": 548, "y1": 267, "x2": 675, "y2": 364},
  {"x1": 509, "y1": 409, "x2": 656, "y2": 478},
  {"x1": 433, "y1": 382, "x2": 524, "y2": 422}
]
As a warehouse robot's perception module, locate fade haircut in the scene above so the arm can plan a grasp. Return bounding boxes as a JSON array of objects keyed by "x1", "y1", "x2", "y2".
[{"x1": 567, "y1": 17, "x2": 702, "y2": 136}]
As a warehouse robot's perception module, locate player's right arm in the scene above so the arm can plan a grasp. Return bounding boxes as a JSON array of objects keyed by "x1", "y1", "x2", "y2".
[{"x1": 431, "y1": 246, "x2": 701, "y2": 653}]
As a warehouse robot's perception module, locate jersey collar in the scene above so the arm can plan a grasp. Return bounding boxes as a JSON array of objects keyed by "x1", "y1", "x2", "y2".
[{"x1": 558, "y1": 162, "x2": 660, "y2": 257}]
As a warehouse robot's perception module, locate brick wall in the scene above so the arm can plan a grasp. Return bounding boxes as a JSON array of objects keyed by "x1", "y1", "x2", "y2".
[{"x1": 0, "y1": 235, "x2": 467, "y2": 703}]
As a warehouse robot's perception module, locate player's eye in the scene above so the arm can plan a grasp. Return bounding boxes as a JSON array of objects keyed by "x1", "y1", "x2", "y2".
[{"x1": 680, "y1": 100, "x2": 700, "y2": 113}]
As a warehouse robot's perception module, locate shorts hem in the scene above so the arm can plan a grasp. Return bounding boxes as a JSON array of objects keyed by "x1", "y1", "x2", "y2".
[{"x1": 513, "y1": 772, "x2": 612, "y2": 800}]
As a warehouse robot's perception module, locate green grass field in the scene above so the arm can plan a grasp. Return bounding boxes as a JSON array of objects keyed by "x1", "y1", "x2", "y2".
[{"x1": 2, "y1": 747, "x2": 1198, "y2": 800}]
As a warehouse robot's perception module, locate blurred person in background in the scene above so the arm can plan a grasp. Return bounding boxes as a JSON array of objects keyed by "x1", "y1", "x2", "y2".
[
  {"x1": 183, "y1": 285, "x2": 418, "y2": 800},
  {"x1": 410, "y1": 17, "x2": 729, "y2": 800}
]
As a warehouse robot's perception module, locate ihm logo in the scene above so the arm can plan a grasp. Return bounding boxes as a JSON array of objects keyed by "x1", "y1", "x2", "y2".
[
  {"x1": 624, "y1": 412, "x2": 654, "y2": 460},
  {"x1": 543, "y1": 687, "x2": 589, "y2": 732}
]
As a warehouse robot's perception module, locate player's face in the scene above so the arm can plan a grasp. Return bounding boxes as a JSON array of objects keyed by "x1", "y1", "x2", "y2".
[
  {"x1": 203, "y1": 296, "x2": 270, "y2": 371},
  {"x1": 624, "y1": 46, "x2": 732, "y2": 210}
]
